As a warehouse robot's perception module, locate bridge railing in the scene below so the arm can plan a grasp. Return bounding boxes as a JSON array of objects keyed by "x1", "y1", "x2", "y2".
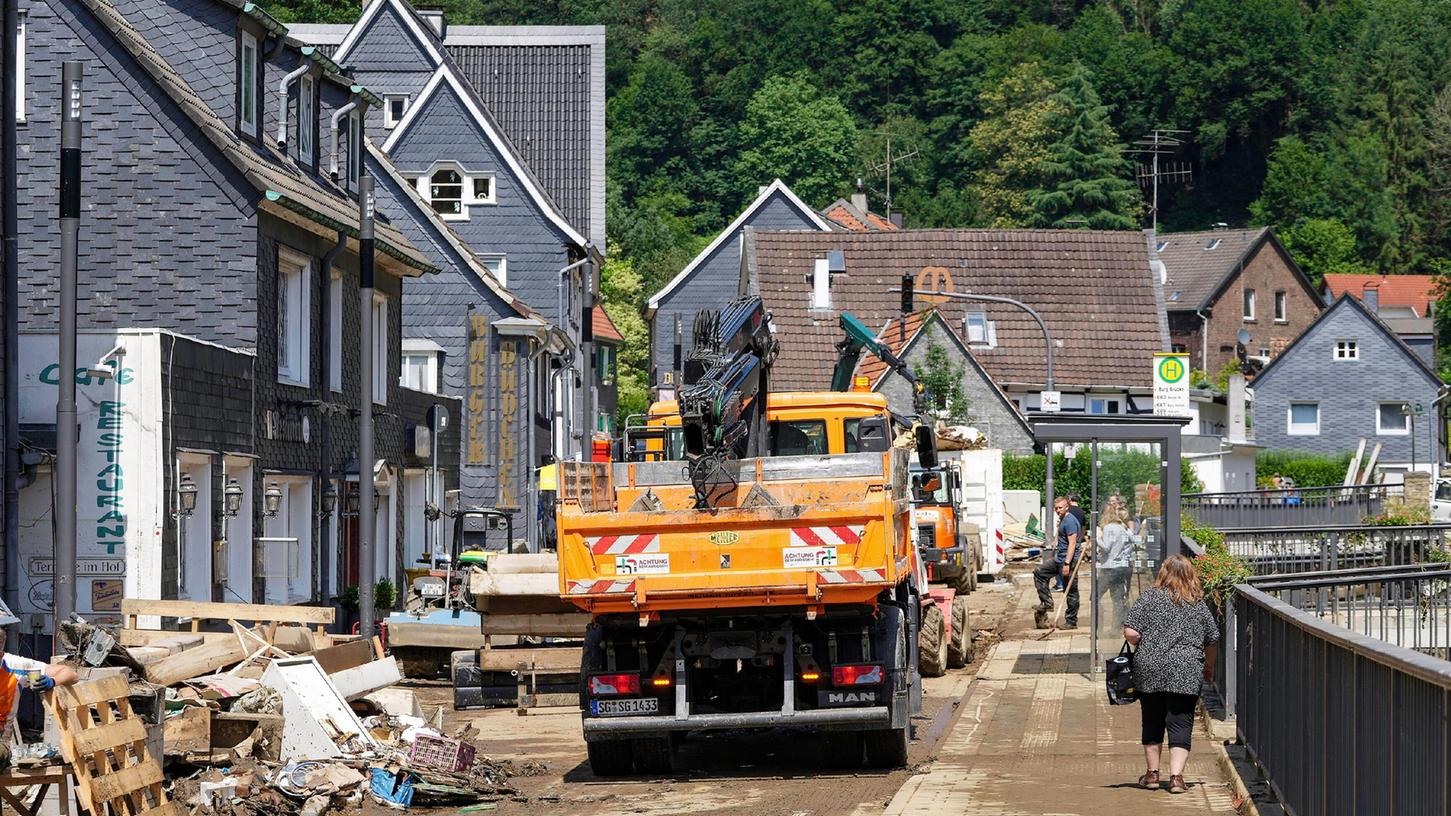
[
  {"x1": 1182, "y1": 483, "x2": 1395, "y2": 529},
  {"x1": 1234, "y1": 566, "x2": 1451, "y2": 816},
  {"x1": 1219, "y1": 523, "x2": 1451, "y2": 577}
]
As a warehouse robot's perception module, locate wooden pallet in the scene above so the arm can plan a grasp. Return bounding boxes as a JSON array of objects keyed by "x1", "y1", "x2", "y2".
[{"x1": 48, "y1": 676, "x2": 179, "y2": 816}]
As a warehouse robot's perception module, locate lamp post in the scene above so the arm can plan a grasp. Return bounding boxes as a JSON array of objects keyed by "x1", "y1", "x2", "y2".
[
  {"x1": 223, "y1": 478, "x2": 244, "y2": 517},
  {"x1": 54, "y1": 61, "x2": 83, "y2": 646},
  {"x1": 357, "y1": 174, "x2": 377, "y2": 635}
]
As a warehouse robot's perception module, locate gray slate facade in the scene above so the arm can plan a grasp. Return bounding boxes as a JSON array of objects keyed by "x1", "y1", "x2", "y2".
[
  {"x1": 647, "y1": 180, "x2": 832, "y2": 388},
  {"x1": 1251, "y1": 294, "x2": 1444, "y2": 468}
]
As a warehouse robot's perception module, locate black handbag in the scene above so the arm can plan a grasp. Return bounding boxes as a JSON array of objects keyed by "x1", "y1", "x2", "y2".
[{"x1": 1105, "y1": 641, "x2": 1138, "y2": 705}]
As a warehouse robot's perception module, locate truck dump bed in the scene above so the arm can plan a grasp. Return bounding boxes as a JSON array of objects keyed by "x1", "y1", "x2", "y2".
[{"x1": 557, "y1": 450, "x2": 912, "y2": 615}]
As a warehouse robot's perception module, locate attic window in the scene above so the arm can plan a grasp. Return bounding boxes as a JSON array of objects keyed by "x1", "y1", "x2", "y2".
[
  {"x1": 414, "y1": 164, "x2": 495, "y2": 219},
  {"x1": 965, "y1": 312, "x2": 996, "y2": 348},
  {"x1": 1205, "y1": 238, "x2": 1221, "y2": 250},
  {"x1": 428, "y1": 168, "x2": 464, "y2": 217},
  {"x1": 239, "y1": 30, "x2": 259, "y2": 137},
  {"x1": 384, "y1": 94, "x2": 409, "y2": 129},
  {"x1": 1169, "y1": 290, "x2": 1182, "y2": 303},
  {"x1": 1155, "y1": 240, "x2": 1168, "y2": 253}
]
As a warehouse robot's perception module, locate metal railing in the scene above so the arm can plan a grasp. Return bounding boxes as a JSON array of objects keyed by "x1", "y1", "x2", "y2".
[
  {"x1": 1234, "y1": 568, "x2": 1451, "y2": 816},
  {"x1": 1220, "y1": 523, "x2": 1451, "y2": 577},
  {"x1": 1183, "y1": 483, "x2": 1394, "y2": 529}
]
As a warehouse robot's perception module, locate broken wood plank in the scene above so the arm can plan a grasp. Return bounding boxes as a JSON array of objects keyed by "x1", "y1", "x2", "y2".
[
  {"x1": 120, "y1": 630, "x2": 233, "y2": 648},
  {"x1": 58, "y1": 675, "x2": 131, "y2": 708},
  {"x1": 481, "y1": 613, "x2": 590, "y2": 637},
  {"x1": 87, "y1": 759, "x2": 162, "y2": 803},
  {"x1": 311, "y1": 639, "x2": 375, "y2": 675},
  {"x1": 162, "y1": 706, "x2": 212, "y2": 757},
  {"x1": 145, "y1": 637, "x2": 249, "y2": 687},
  {"x1": 121, "y1": 599, "x2": 334, "y2": 626},
  {"x1": 72, "y1": 718, "x2": 147, "y2": 756}
]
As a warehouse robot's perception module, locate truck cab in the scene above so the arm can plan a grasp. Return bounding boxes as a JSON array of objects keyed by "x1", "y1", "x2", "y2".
[
  {"x1": 910, "y1": 464, "x2": 978, "y2": 593},
  {"x1": 624, "y1": 392, "x2": 899, "y2": 462}
]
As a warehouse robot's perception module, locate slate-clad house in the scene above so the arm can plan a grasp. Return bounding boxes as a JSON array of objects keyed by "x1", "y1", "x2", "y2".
[
  {"x1": 1252, "y1": 294, "x2": 1445, "y2": 474},
  {"x1": 1157, "y1": 226, "x2": 1322, "y2": 374},
  {"x1": 745, "y1": 229, "x2": 1169, "y2": 414},
  {"x1": 1323, "y1": 274, "x2": 1439, "y2": 370},
  {"x1": 289, "y1": 3, "x2": 607, "y2": 467},
  {"x1": 12, "y1": 0, "x2": 458, "y2": 626},
  {"x1": 647, "y1": 179, "x2": 833, "y2": 395}
]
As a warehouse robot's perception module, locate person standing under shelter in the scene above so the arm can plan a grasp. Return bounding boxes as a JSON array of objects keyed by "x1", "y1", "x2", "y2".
[
  {"x1": 1096, "y1": 501, "x2": 1137, "y2": 628},
  {"x1": 1035, "y1": 496, "x2": 1081, "y2": 629}
]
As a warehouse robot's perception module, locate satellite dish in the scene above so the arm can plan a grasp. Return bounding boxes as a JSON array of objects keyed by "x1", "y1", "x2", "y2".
[{"x1": 1237, "y1": 328, "x2": 1251, "y2": 346}]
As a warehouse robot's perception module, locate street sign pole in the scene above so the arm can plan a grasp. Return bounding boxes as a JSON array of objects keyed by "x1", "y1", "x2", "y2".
[
  {"x1": 357, "y1": 175, "x2": 376, "y2": 636},
  {"x1": 54, "y1": 62, "x2": 83, "y2": 647}
]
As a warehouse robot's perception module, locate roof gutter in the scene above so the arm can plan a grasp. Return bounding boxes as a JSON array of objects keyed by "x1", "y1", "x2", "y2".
[
  {"x1": 262, "y1": 190, "x2": 434, "y2": 273},
  {"x1": 241, "y1": 2, "x2": 287, "y2": 37},
  {"x1": 301, "y1": 45, "x2": 343, "y2": 76},
  {"x1": 274, "y1": 61, "x2": 310, "y2": 150}
]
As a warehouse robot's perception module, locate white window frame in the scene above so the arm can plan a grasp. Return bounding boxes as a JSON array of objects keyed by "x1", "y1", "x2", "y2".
[
  {"x1": 276, "y1": 248, "x2": 312, "y2": 387},
  {"x1": 414, "y1": 162, "x2": 496, "y2": 220},
  {"x1": 372, "y1": 293, "x2": 388, "y2": 406},
  {"x1": 298, "y1": 73, "x2": 315, "y2": 166},
  {"x1": 1243, "y1": 287, "x2": 1256, "y2": 321},
  {"x1": 1376, "y1": 402, "x2": 1411, "y2": 436},
  {"x1": 478, "y1": 254, "x2": 507, "y2": 286},
  {"x1": 239, "y1": 30, "x2": 259, "y2": 138},
  {"x1": 328, "y1": 268, "x2": 342, "y2": 393},
  {"x1": 1274, "y1": 290, "x2": 1287, "y2": 323},
  {"x1": 1334, "y1": 339, "x2": 1359, "y2": 361},
  {"x1": 400, "y1": 351, "x2": 440, "y2": 393},
  {"x1": 14, "y1": 10, "x2": 25, "y2": 123},
  {"x1": 384, "y1": 94, "x2": 410, "y2": 129},
  {"x1": 1287, "y1": 401, "x2": 1320, "y2": 436}
]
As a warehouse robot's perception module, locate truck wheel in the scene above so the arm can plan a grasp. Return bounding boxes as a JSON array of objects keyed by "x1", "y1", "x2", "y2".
[
  {"x1": 918, "y1": 602, "x2": 948, "y2": 678},
  {"x1": 953, "y1": 566, "x2": 973, "y2": 594},
  {"x1": 863, "y1": 726, "x2": 909, "y2": 768},
  {"x1": 820, "y1": 732, "x2": 863, "y2": 770},
  {"x1": 947, "y1": 597, "x2": 972, "y2": 669},
  {"x1": 633, "y1": 735, "x2": 677, "y2": 775},
  {"x1": 586, "y1": 739, "x2": 636, "y2": 776}
]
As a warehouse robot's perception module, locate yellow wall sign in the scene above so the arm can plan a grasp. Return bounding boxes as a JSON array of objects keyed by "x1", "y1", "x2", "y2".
[{"x1": 1153, "y1": 353, "x2": 1191, "y2": 417}]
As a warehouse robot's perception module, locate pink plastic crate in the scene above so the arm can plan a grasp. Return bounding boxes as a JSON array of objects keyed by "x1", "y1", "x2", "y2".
[{"x1": 408, "y1": 733, "x2": 477, "y2": 772}]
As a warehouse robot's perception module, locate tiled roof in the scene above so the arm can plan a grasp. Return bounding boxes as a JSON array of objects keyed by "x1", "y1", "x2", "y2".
[
  {"x1": 592, "y1": 305, "x2": 624, "y2": 344},
  {"x1": 750, "y1": 229, "x2": 1166, "y2": 390},
  {"x1": 822, "y1": 199, "x2": 900, "y2": 232},
  {"x1": 1323, "y1": 274, "x2": 1437, "y2": 318},
  {"x1": 1156, "y1": 227, "x2": 1269, "y2": 310},
  {"x1": 855, "y1": 309, "x2": 937, "y2": 385},
  {"x1": 81, "y1": 0, "x2": 435, "y2": 273}
]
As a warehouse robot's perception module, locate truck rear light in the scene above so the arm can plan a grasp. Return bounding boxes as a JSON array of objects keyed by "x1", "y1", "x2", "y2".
[
  {"x1": 832, "y1": 664, "x2": 883, "y2": 686},
  {"x1": 588, "y1": 673, "x2": 642, "y2": 696}
]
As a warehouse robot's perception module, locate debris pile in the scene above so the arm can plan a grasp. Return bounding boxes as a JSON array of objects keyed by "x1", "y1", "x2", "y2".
[{"x1": 58, "y1": 602, "x2": 521, "y2": 816}]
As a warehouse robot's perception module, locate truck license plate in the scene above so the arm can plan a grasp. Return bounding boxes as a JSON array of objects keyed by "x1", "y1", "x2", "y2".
[
  {"x1": 592, "y1": 698, "x2": 659, "y2": 717},
  {"x1": 419, "y1": 584, "x2": 445, "y2": 597}
]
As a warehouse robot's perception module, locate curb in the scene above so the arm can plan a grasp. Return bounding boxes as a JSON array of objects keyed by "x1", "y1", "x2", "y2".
[{"x1": 1199, "y1": 706, "x2": 1260, "y2": 816}]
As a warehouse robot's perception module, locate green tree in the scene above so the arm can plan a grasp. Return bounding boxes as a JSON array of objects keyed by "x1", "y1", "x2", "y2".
[
  {"x1": 598, "y1": 248, "x2": 651, "y2": 427},
  {"x1": 913, "y1": 342, "x2": 970, "y2": 425},
  {"x1": 1277, "y1": 219, "x2": 1368, "y2": 285},
  {"x1": 967, "y1": 61, "x2": 1067, "y2": 227},
  {"x1": 1027, "y1": 64, "x2": 1142, "y2": 229},
  {"x1": 735, "y1": 75, "x2": 858, "y2": 205},
  {"x1": 607, "y1": 49, "x2": 698, "y2": 203}
]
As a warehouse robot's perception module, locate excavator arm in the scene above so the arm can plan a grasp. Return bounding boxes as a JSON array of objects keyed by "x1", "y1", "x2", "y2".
[{"x1": 832, "y1": 311, "x2": 929, "y2": 415}]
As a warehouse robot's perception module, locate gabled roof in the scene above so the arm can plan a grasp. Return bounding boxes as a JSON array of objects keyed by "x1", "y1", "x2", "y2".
[
  {"x1": 365, "y1": 142, "x2": 536, "y2": 318},
  {"x1": 822, "y1": 199, "x2": 900, "y2": 232},
  {"x1": 747, "y1": 229, "x2": 1166, "y2": 390},
  {"x1": 329, "y1": 0, "x2": 445, "y2": 66},
  {"x1": 78, "y1": 0, "x2": 435, "y2": 274},
  {"x1": 592, "y1": 305, "x2": 624, "y2": 344},
  {"x1": 1323, "y1": 274, "x2": 1437, "y2": 318},
  {"x1": 380, "y1": 66, "x2": 591, "y2": 250},
  {"x1": 1157, "y1": 227, "x2": 1317, "y2": 312},
  {"x1": 647, "y1": 179, "x2": 833, "y2": 314},
  {"x1": 1254, "y1": 293, "x2": 1444, "y2": 387}
]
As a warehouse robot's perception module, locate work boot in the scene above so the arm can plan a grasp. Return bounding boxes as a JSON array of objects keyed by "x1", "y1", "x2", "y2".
[{"x1": 1033, "y1": 608, "x2": 1049, "y2": 629}]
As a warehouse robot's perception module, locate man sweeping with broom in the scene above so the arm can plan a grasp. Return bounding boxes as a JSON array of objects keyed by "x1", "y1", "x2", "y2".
[{"x1": 1034, "y1": 496, "x2": 1082, "y2": 630}]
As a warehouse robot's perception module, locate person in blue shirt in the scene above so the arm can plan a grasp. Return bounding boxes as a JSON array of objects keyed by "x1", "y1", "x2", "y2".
[{"x1": 1034, "y1": 496, "x2": 1082, "y2": 629}]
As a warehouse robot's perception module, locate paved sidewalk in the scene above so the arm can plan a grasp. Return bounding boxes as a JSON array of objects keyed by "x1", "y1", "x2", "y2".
[{"x1": 884, "y1": 580, "x2": 1240, "y2": 815}]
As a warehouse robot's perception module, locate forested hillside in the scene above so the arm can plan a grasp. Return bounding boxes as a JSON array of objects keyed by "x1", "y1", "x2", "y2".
[{"x1": 272, "y1": 0, "x2": 1451, "y2": 415}]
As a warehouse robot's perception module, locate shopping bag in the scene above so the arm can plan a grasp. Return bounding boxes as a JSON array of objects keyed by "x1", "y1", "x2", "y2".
[{"x1": 1105, "y1": 640, "x2": 1137, "y2": 705}]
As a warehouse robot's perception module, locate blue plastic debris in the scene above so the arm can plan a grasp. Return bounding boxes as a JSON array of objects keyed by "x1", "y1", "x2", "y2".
[{"x1": 369, "y1": 767, "x2": 416, "y2": 808}]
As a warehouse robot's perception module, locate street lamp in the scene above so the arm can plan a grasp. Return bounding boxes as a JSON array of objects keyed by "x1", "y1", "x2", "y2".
[
  {"x1": 177, "y1": 473, "x2": 198, "y2": 516},
  {"x1": 263, "y1": 482, "x2": 284, "y2": 518},
  {"x1": 321, "y1": 482, "x2": 338, "y2": 515},
  {"x1": 223, "y1": 478, "x2": 244, "y2": 517},
  {"x1": 345, "y1": 483, "x2": 360, "y2": 516}
]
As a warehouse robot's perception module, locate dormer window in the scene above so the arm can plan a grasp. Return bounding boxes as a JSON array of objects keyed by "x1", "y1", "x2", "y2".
[
  {"x1": 413, "y1": 163, "x2": 495, "y2": 220},
  {"x1": 239, "y1": 30, "x2": 259, "y2": 137},
  {"x1": 384, "y1": 94, "x2": 410, "y2": 129},
  {"x1": 298, "y1": 74, "x2": 316, "y2": 166}
]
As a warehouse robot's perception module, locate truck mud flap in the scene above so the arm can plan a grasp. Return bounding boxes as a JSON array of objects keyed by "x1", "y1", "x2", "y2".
[{"x1": 582, "y1": 706, "x2": 892, "y2": 736}]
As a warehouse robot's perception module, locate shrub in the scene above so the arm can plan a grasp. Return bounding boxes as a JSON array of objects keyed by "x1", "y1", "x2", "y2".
[
  {"x1": 1182, "y1": 511, "x2": 1249, "y2": 612},
  {"x1": 1256, "y1": 450, "x2": 1354, "y2": 488},
  {"x1": 1002, "y1": 451, "x2": 1202, "y2": 512}
]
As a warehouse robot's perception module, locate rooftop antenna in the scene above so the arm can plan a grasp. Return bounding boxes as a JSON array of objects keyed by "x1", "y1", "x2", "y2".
[
  {"x1": 868, "y1": 134, "x2": 920, "y2": 225},
  {"x1": 1126, "y1": 128, "x2": 1191, "y2": 234}
]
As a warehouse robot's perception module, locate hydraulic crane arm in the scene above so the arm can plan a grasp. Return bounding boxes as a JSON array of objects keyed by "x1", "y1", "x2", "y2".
[{"x1": 832, "y1": 311, "x2": 929, "y2": 415}]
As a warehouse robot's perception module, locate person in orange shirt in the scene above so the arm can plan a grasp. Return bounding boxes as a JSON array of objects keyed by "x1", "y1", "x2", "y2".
[{"x1": 0, "y1": 629, "x2": 78, "y2": 768}]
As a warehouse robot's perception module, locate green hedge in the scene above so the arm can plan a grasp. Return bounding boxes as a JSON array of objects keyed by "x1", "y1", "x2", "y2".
[
  {"x1": 1003, "y1": 451, "x2": 1204, "y2": 513},
  {"x1": 1255, "y1": 450, "x2": 1354, "y2": 488}
]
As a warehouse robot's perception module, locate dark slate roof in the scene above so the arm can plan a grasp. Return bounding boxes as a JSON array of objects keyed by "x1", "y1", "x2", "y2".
[
  {"x1": 1254, "y1": 293, "x2": 1444, "y2": 387},
  {"x1": 1156, "y1": 227, "x2": 1268, "y2": 311},
  {"x1": 289, "y1": 18, "x2": 604, "y2": 247},
  {"x1": 747, "y1": 229, "x2": 1167, "y2": 390},
  {"x1": 82, "y1": 0, "x2": 435, "y2": 273}
]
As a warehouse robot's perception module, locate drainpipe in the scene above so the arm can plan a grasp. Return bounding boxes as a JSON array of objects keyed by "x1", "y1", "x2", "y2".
[
  {"x1": 274, "y1": 62, "x2": 309, "y2": 150},
  {"x1": 3, "y1": 0, "x2": 21, "y2": 616},
  {"x1": 1196, "y1": 308, "x2": 1209, "y2": 370},
  {"x1": 329, "y1": 99, "x2": 359, "y2": 181},
  {"x1": 557, "y1": 257, "x2": 589, "y2": 459},
  {"x1": 317, "y1": 230, "x2": 347, "y2": 604}
]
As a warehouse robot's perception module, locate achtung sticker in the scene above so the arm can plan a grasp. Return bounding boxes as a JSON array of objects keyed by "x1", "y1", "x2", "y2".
[
  {"x1": 615, "y1": 554, "x2": 670, "y2": 575},
  {"x1": 784, "y1": 547, "x2": 838, "y2": 568}
]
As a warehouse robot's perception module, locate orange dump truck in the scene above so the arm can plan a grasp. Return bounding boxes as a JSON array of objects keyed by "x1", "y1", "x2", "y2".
[{"x1": 556, "y1": 440, "x2": 925, "y2": 775}]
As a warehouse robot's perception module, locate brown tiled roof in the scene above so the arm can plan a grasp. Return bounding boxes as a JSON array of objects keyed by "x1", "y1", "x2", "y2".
[
  {"x1": 592, "y1": 305, "x2": 624, "y2": 344},
  {"x1": 1324, "y1": 274, "x2": 1437, "y2": 318},
  {"x1": 750, "y1": 229, "x2": 1166, "y2": 390},
  {"x1": 855, "y1": 309, "x2": 937, "y2": 385},
  {"x1": 822, "y1": 199, "x2": 901, "y2": 232},
  {"x1": 1156, "y1": 227, "x2": 1270, "y2": 311}
]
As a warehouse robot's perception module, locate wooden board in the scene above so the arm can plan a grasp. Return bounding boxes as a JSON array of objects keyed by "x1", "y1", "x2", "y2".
[
  {"x1": 144, "y1": 637, "x2": 248, "y2": 687},
  {"x1": 120, "y1": 599, "x2": 334, "y2": 626},
  {"x1": 310, "y1": 639, "x2": 376, "y2": 675},
  {"x1": 480, "y1": 613, "x2": 590, "y2": 637},
  {"x1": 49, "y1": 675, "x2": 177, "y2": 816},
  {"x1": 477, "y1": 646, "x2": 582, "y2": 673}
]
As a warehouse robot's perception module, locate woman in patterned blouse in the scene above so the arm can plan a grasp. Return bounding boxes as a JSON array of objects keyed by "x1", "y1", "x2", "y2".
[{"x1": 1123, "y1": 554, "x2": 1219, "y2": 795}]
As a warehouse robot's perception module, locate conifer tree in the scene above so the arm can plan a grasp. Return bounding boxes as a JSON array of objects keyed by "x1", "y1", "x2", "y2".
[{"x1": 1027, "y1": 64, "x2": 1142, "y2": 230}]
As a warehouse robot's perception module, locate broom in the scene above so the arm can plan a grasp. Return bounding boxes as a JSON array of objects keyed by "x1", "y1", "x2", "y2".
[{"x1": 1038, "y1": 550, "x2": 1090, "y2": 640}]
